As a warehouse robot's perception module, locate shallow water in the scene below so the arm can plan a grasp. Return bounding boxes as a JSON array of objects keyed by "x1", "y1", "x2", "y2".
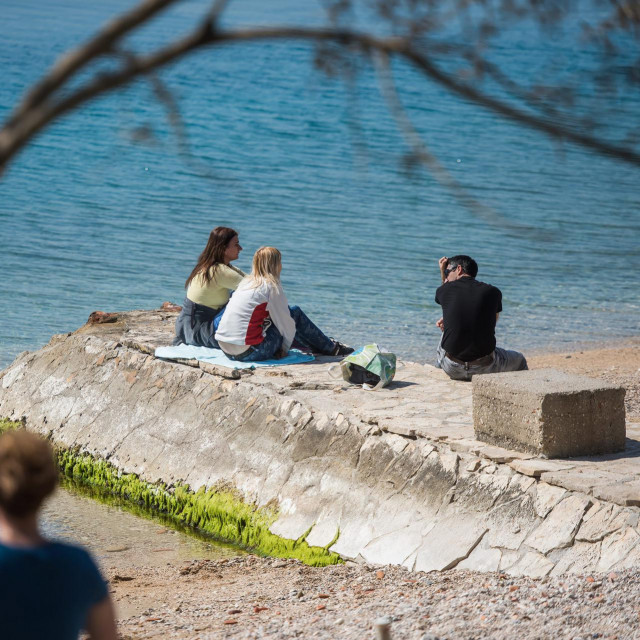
[{"x1": 41, "y1": 485, "x2": 241, "y2": 572}]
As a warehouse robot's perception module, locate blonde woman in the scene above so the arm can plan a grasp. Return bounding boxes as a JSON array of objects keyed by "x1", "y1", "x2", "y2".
[
  {"x1": 0, "y1": 430, "x2": 118, "y2": 640},
  {"x1": 215, "y1": 247, "x2": 353, "y2": 361}
]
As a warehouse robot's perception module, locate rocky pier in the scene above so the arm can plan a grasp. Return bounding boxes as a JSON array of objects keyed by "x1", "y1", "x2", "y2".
[{"x1": 1, "y1": 308, "x2": 640, "y2": 576}]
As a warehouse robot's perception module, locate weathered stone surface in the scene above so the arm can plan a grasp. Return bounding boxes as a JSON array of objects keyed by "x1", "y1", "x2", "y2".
[
  {"x1": 414, "y1": 517, "x2": 487, "y2": 572},
  {"x1": 576, "y1": 503, "x2": 628, "y2": 543},
  {"x1": 359, "y1": 525, "x2": 423, "y2": 566},
  {"x1": 506, "y1": 551, "x2": 555, "y2": 578},
  {"x1": 525, "y1": 495, "x2": 592, "y2": 553},
  {"x1": 473, "y1": 369, "x2": 626, "y2": 457},
  {"x1": 592, "y1": 480, "x2": 640, "y2": 507},
  {"x1": 382, "y1": 424, "x2": 416, "y2": 438},
  {"x1": 540, "y1": 469, "x2": 636, "y2": 495},
  {"x1": 509, "y1": 474, "x2": 536, "y2": 493},
  {"x1": 457, "y1": 542, "x2": 502, "y2": 572},
  {"x1": 508, "y1": 459, "x2": 575, "y2": 478},
  {"x1": 1, "y1": 310, "x2": 639, "y2": 577},
  {"x1": 533, "y1": 483, "x2": 568, "y2": 518},
  {"x1": 485, "y1": 494, "x2": 538, "y2": 550},
  {"x1": 597, "y1": 527, "x2": 640, "y2": 571},
  {"x1": 479, "y1": 444, "x2": 532, "y2": 464},
  {"x1": 615, "y1": 537, "x2": 640, "y2": 569},
  {"x1": 448, "y1": 439, "x2": 483, "y2": 455},
  {"x1": 549, "y1": 540, "x2": 602, "y2": 576}
]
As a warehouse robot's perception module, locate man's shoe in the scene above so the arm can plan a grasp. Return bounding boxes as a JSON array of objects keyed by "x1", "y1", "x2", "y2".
[{"x1": 330, "y1": 340, "x2": 355, "y2": 357}]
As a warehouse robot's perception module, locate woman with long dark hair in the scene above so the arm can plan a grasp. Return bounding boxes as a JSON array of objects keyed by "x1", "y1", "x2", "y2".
[
  {"x1": 173, "y1": 226, "x2": 244, "y2": 347},
  {"x1": 215, "y1": 246, "x2": 353, "y2": 361},
  {"x1": 0, "y1": 430, "x2": 118, "y2": 640}
]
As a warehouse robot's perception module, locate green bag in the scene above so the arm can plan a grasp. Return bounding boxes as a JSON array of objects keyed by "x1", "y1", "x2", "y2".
[{"x1": 329, "y1": 344, "x2": 397, "y2": 391}]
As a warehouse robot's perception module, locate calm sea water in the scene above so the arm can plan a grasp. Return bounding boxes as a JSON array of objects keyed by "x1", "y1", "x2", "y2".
[{"x1": 1, "y1": 0, "x2": 639, "y2": 368}]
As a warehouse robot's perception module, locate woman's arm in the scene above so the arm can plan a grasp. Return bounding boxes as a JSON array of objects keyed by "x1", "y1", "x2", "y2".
[
  {"x1": 266, "y1": 286, "x2": 296, "y2": 353},
  {"x1": 85, "y1": 596, "x2": 118, "y2": 640}
]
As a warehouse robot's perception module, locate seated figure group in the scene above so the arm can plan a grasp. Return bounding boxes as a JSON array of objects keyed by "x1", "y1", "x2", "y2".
[
  {"x1": 173, "y1": 227, "x2": 354, "y2": 362},
  {"x1": 174, "y1": 227, "x2": 527, "y2": 379}
]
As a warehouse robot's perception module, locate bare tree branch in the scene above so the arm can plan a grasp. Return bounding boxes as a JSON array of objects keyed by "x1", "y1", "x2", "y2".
[
  {"x1": 5, "y1": 0, "x2": 181, "y2": 130},
  {"x1": 206, "y1": 0, "x2": 233, "y2": 24},
  {"x1": 2, "y1": 17, "x2": 640, "y2": 179},
  {"x1": 373, "y1": 50, "x2": 546, "y2": 239}
]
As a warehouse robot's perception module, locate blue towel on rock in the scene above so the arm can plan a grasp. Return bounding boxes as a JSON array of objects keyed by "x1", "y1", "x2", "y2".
[{"x1": 154, "y1": 344, "x2": 314, "y2": 370}]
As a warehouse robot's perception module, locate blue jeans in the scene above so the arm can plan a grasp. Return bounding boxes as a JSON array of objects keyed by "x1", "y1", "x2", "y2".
[
  {"x1": 235, "y1": 305, "x2": 334, "y2": 362},
  {"x1": 436, "y1": 336, "x2": 527, "y2": 381}
]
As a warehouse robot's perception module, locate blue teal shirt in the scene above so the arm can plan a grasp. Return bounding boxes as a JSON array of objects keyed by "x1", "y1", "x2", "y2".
[{"x1": 0, "y1": 540, "x2": 108, "y2": 640}]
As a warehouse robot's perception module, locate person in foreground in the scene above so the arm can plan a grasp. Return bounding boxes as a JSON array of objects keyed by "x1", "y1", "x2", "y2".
[
  {"x1": 174, "y1": 226, "x2": 245, "y2": 347},
  {"x1": 435, "y1": 254, "x2": 527, "y2": 381},
  {"x1": 0, "y1": 430, "x2": 118, "y2": 640},
  {"x1": 215, "y1": 246, "x2": 353, "y2": 361}
]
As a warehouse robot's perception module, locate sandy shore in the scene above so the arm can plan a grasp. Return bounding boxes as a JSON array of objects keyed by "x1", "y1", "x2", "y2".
[
  {"x1": 528, "y1": 340, "x2": 640, "y2": 420},
  {"x1": 102, "y1": 342, "x2": 639, "y2": 639},
  {"x1": 109, "y1": 556, "x2": 638, "y2": 639}
]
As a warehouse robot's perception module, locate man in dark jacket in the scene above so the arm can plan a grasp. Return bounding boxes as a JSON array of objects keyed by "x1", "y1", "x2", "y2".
[{"x1": 435, "y1": 255, "x2": 527, "y2": 381}]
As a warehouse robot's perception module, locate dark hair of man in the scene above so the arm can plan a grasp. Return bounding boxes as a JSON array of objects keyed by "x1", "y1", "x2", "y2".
[
  {"x1": 0, "y1": 431, "x2": 58, "y2": 517},
  {"x1": 185, "y1": 226, "x2": 238, "y2": 289},
  {"x1": 448, "y1": 255, "x2": 478, "y2": 278}
]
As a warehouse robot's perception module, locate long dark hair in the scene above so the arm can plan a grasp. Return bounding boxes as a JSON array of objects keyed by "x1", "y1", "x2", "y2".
[{"x1": 185, "y1": 227, "x2": 238, "y2": 289}]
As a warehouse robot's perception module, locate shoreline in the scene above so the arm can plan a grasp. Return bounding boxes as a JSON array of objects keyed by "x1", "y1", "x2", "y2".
[
  {"x1": 108, "y1": 555, "x2": 640, "y2": 640},
  {"x1": 525, "y1": 334, "x2": 640, "y2": 357}
]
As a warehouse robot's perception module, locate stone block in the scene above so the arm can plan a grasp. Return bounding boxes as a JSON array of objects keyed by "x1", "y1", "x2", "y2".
[
  {"x1": 508, "y1": 459, "x2": 574, "y2": 478},
  {"x1": 478, "y1": 444, "x2": 532, "y2": 464},
  {"x1": 473, "y1": 369, "x2": 626, "y2": 458}
]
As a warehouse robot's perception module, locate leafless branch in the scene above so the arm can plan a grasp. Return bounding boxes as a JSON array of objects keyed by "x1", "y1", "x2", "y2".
[
  {"x1": 373, "y1": 50, "x2": 546, "y2": 239},
  {"x1": 2, "y1": 11, "x2": 640, "y2": 180},
  {"x1": 4, "y1": 0, "x2": 181, "y2": 131}
]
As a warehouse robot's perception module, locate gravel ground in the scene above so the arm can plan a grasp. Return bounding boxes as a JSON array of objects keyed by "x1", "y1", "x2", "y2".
[{"x1": 109, "y1": 555, "x2": 640, "y2": 639}]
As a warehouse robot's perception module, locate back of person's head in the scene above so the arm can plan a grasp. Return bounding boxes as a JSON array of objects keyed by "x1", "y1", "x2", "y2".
[
  {"x1": 250, "y1": 246, "x2": 282, "y2": 289},
  {"x1": 448, "y1": 255, "x2": 478, "y2": 278},
  {"x1": 0, "y1": 431, "x2": 57, "y2": 518},
  {"x1": 185, "y1": 226, "x2": 238, "y2": 288}
]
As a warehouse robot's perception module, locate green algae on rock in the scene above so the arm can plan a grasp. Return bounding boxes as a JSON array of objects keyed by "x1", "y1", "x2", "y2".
[
  {"x1": 55, "y1": 448, "x2": 341, "y2": 567},
  {"x1": 0, "y1": 418, "x2": 22, "y2": 433},
  {"x1": 0, "y1": 418, "x2": 340, "y2": 566}
]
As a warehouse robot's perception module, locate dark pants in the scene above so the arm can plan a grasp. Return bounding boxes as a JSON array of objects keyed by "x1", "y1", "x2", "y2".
[{"x1": 173, "y1": 298, "x2": 225, "y2": 348}]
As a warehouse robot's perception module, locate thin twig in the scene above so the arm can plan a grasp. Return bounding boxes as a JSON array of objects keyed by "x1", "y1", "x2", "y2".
[
  {"x1": 4, "y1": 0, "x2": 181, "y2": 129},
  {"x1": 2, "y1": 24, "x2": 640, "y2": 176},
  {"x1": 373, "y1": 50, "x2": 546, "y2": 239}
]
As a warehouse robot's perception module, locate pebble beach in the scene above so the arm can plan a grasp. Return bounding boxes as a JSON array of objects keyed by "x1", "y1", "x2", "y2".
[{"x1": 108, "y1": 554, "x2": 640, "y2": 639}]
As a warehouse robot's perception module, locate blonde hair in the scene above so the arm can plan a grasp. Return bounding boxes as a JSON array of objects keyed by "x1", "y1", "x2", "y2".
[
  {"x1": 0, "y1": 431, "x2": 58, "y2": 517},
  {"x1": 248, "y1": 247, "x2": 282, "y2": 290}
]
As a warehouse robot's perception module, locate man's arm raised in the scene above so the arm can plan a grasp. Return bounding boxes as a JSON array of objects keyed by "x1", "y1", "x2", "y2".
[{"x1": 438, "y1": 257, "x2": 448, "y2": 283}]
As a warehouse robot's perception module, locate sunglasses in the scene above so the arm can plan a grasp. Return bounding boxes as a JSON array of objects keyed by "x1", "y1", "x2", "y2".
[{"x1": 444, "y1": 266, "x2": 456, "y2": 277}]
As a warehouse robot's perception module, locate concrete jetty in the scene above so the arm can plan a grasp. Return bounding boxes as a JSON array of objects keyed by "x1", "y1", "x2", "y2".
[{"x1": 1, "y1": 308, "x2": 640, "y2": 576}]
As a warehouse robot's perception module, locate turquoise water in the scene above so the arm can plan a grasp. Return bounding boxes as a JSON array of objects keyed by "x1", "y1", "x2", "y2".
[{"x1": 1, "y1": 0, "x2": 639, "y2": 367}]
